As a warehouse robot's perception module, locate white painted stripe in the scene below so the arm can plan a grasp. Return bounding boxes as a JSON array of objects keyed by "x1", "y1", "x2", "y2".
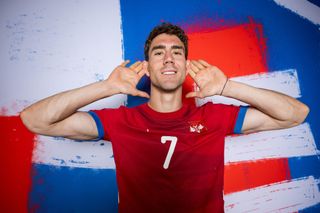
[
  {"x1": 0, "y1": 0, "x2": 124, "y2": 115},
  {"x1": 274, "y1": 0, "x2": 320, "y2": 26},
  {"x1": 225, "y1": 123, "x2": 319, "y2": 164},
  {"x1": 196, "y1": 69, "x2": 301, "y2": 107},
  {"x1": 224, "y1": 176, "x2": 320, "y2": 212},
  {"x1": 32, "y1": 135, "x2": 116, "y2": 169}
]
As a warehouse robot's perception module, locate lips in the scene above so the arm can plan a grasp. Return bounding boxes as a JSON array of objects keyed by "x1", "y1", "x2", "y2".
[
  {"x1": 162, "y1": 71, "x2": 176, "y2": 75},
  {"x1": 161, "y1": 68, "x2": 177, "y2": 75}
]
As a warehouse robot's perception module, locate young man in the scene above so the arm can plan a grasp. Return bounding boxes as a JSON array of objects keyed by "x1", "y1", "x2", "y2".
[{"x1": 21, "y1": 23, "x2": 309, "y2": 212}]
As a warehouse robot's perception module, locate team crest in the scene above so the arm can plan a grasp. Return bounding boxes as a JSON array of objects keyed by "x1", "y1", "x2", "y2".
[{"x1": 188, "y1": 120, "x2": 207, "y2": 133}]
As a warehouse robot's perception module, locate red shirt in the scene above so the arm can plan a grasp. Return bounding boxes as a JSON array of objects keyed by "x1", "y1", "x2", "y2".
[{"x1": 90, "y1": 102, "x2": 246, "y2": 213}]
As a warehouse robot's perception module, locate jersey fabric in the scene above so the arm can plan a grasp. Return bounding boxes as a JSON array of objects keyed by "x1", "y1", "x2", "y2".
[{"x1": 89, "y1": 102, "x2": 247, "y2": 213}]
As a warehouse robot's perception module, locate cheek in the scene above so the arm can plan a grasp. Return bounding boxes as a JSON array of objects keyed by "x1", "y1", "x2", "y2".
[
  {"x1": 147, "y1": 63, "x2": 157, "y2": 78},
  {"x1": 177, "y1": 59, "x2": 187, "y2": 71},
  {"x1": 148, "y1": 59, "x2": 161, "y2": 71}
]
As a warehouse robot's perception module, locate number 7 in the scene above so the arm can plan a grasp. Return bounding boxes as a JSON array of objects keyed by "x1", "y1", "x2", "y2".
[{"x1": 161, "y1": 136, "x2": 178, "y2": 169}]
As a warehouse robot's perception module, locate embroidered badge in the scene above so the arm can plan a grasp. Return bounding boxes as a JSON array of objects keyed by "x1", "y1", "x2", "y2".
[{"x1": 188, "y1": 120, "x2": 207, "y2": 133}]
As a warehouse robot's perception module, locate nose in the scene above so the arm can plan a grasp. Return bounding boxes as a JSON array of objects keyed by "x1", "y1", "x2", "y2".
[{"x1": 163, "y1": 52, "x2": 174, "y2": 65}]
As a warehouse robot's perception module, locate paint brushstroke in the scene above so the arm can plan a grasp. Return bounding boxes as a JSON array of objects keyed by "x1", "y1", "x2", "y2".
[
  {"x1": 273, "y1": 0, "x2": 320, "y2": 26},
  {"x1": 225, "y1": 123, "x2": 318, "y2": 163},
  {"x1": 187, "y1": 22, "x2": 268, "y2": 77},
  {"x1": 32, "y1": 135, "x2": 115, "y2": 169},
  {"x1": 197, "y1": 69, "x2": 301, "y2": 107},
  {"x1": 181, "y1": 22, "x2": 268, "y2": 106},
  {"x1": 0, "y1": 115, "x2": 35, "y2": 213},
  {"x1": 224, "y1": 159, "x2": 291, "y2": 194},
  {"x1": 224, "y1": 176, "x2": 320, "y2": 212}
]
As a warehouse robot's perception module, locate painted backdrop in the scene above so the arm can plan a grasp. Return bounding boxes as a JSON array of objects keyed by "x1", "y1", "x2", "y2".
[{"x1": 1, "y1": 0, "x2": 319, "y2": 212}]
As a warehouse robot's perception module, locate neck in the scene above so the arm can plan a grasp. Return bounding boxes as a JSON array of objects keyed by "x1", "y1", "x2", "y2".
[{"x1": 148, "y1": 86, "x2": 183, "y2": 113}]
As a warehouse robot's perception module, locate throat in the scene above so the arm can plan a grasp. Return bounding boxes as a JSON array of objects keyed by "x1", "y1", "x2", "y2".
[
  {"x1": 148, "y1": 101, "x2": 182, "y2": 113},
  {"x1": 148, "y1": 90, "x2": 183, "y2": 113}
]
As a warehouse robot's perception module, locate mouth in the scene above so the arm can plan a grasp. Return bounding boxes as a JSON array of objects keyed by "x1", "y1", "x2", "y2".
[{"x1": 161, "y1": 69, "x2": 177, "y2": 75}]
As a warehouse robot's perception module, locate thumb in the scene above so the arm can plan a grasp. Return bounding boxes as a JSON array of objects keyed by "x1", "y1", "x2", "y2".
[
  {"x1": 132, "y1": 89, "x2": 150, "y2": 99},
  {"x1": 185, "y1": 91, "x2": 203, "y2": 99}
]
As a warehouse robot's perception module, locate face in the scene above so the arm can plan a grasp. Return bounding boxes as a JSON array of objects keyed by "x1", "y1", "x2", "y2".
[{"x1": 147, "y1": 33, "x2": 187, "y2": 93}]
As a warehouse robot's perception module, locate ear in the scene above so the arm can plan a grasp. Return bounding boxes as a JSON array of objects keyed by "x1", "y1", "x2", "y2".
[{"x1": 143, "y1": 61, "x2": 150, "y2": 77}]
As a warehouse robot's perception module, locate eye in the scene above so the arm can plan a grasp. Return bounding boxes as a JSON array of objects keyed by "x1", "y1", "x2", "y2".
[
  {"x1": 154, "y1": 51, "x2": 163, "y2": 56},
  {"x1": 173, "y1": 51, "x2": 182, "y2": 55}
]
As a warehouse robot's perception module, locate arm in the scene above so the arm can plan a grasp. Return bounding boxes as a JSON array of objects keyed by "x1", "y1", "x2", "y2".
[
  {"x1": 186, "y1": 60, "x2": 309, "y2": 134},
  {"x1": 222, "y1": 81, "x2": 309, "y2": 133},
  {"x1": 21, "y1": 61, "x2": 149, "y2": 140}
]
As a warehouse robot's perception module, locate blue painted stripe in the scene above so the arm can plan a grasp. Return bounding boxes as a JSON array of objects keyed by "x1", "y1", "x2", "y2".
[
  {"x1": 299, "y1": 203, "x2": 320, "y2": 213},
  {"x1": 234, "y1": 106, "x2": 248, "y2": 134},
  {"x1": 88, "y1": 111, "x2": 104, "y2": 140},
  {"x1": 307, "y1": 0, "x2": 320, "y2": 7},
  {"x1": 29, "y1": 163, "x2": 118, "y2": 213},
  {"x1": 288, "y1": 156, "x2": 320, "y2": 180}
]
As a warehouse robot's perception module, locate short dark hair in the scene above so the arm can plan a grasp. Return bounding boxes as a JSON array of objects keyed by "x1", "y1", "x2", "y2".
[{"x1": 144, "y1": 22, "x2": 188, "y2": 61}]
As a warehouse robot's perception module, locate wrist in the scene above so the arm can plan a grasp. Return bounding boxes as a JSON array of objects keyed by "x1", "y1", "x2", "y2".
[
  {"x1": 98, "y1": 80, "x2": 119, "y2": 97},
  {"x1": 219, "y1": 78, "x2": 229, "y2": 96},
  {"x1": 220, "y1": 79, "x2": 237, "y2": 98},
  {"x1": 221, "y1": 80, "x2": 254, "y2": 100}
]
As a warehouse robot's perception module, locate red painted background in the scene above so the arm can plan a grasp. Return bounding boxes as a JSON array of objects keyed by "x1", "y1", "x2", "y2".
[
  {"x1": 184, "y1": 22, "x2": 291, "y2": 194},
  {"x1": 0, "y1": 115, "x2": 35, "y2": 212}
]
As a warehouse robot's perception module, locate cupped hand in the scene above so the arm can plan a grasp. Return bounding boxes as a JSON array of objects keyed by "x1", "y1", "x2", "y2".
[
  {"x1": 106, "y1": 60, "x2": 150, "y2": 98},
  {"x1": 186, "y1": 60, "x2": 228, "y2": 98}
]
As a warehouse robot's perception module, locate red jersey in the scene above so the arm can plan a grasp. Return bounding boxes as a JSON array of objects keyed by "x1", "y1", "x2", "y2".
[{"x1": 89, "y1": 102, "x2": 247, "y2": 213}]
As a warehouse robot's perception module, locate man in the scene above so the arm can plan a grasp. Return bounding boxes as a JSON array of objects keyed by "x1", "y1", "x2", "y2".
[{"x1": 21, "y1": 23, "x2": 309, "y2": 212}]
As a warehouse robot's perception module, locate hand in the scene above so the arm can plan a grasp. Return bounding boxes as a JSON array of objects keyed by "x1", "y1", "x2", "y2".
[
  {"x1": 105, "y1": 60, "x2": 150, "y2": 98},
  {"x1": 186, "y1": 60, "x2": 227, "y2": 98}
]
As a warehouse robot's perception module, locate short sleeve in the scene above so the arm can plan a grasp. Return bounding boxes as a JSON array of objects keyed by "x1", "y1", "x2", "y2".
[
  {"x1": 204, "y1": 103, "x2": 248, "y2": 135},
  {"x1": 87, "y1": 111, "x2": 105, "y2": 140},
  {"x1": 233, "y1": 106, "x2": 248, "y2": 134},
  {"x1": 87, "y1": 108, "x2": 121, "y2": 141}
]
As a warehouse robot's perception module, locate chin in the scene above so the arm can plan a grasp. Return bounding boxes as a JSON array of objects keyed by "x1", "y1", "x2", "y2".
[{"x1": 156, "y1": 83, "x2": 183, "y2": 93}]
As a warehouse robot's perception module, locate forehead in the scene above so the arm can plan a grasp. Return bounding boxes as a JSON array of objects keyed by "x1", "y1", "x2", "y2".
[{"x1": 150, "y1": 33, "x2": 184, "y2": 49}]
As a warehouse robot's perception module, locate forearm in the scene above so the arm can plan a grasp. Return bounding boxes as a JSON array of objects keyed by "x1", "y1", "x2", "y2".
[
  {"x1": 21, "y1": 80, "x2": 116, "y2": 131},
  {"x1": 223, "y1": 80, "x2": 309, "y2": 125}
]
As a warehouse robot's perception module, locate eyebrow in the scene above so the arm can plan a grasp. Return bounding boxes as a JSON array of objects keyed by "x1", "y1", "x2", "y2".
[{"x1": 151, "y1": 45, "x2": 184, "y2": 52}]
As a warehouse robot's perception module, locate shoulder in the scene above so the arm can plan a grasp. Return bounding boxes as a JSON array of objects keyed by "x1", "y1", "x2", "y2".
[
  {"x1": 197, "y1": 102, "x2": 242, "y2": 123},
  {"x1": 90, "y1": 105, "x2": 129, "y2": 120},
  {"x1": 198, "y1": 101, "x2": 238, "y2": 112}
]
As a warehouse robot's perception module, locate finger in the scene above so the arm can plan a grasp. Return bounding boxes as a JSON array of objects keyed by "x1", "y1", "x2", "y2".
[
  {"x1": 192, "y1": 60, "x2": 205, "y2": 70},
  {"x1": 188, "y1": 69, "x2": 196, "y2": 79},
  {"x1": 121, "y1": 60, "x2": 130, "y2": 67},
  {"x1": 190, "y1": 62, "x2": 200, "y2": 73},
  {"x1": 137, "y1": 66, "x2": 147, "y2": 78},
  {"x1": 130, "y1": 61, "x2": 142, "y2": 69},
  {"x1": 198, "y1": 59, "x2": 211, "y2": 67},
  {"x1": 133, "y1": 62, "x2": 143, "y2": 73}
]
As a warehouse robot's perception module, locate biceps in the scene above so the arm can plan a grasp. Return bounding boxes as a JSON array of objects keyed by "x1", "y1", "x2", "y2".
[
  {"x1": 48, "y1": 111, "x2": 99, "y2": 140},
  {"x1": 241, "y1": 107, "x2": 292, "y2": 134}
]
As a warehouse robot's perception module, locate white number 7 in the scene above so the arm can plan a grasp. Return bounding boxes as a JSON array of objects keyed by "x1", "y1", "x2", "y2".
[{"x1": 161, "y1": 136, "x2": 178, "y2": 169}]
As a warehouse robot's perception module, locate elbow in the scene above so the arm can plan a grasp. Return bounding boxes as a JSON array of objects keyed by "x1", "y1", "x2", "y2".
[
  {"x1": 20, "y1": 108, "x2": 35, "y2": 132},
  {"x1": 291, "y1": 103, "x2": 310, "y2": 127},
  {"x1": 20, "y1": 108, "x2": 43, "y2": 134},
  {"x1": 299, "y1": 104, "x2": 310, "y2": 123}
]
